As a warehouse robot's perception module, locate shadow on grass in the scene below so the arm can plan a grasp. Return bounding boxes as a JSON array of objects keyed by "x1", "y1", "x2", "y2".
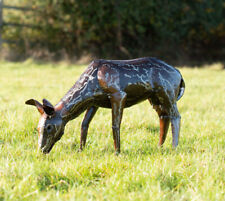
[
  {"x1": 122, "y1": 145, "x2": 173, "y2": 157},
  {"x1": 37, "y1": 170, "x2": 105, "y2": 192},
  {"x1": 156, "y1": 172, "x2": 187, "y2": 192},
  {"x1": 145, "y1": 124, "x2": 160, "y2": 135},
  {"x1": 37, "y1": 174, "x2": 71, "y2": 192}
]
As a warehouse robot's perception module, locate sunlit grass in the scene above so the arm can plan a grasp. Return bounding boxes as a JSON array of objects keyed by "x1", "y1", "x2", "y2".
[{"x1": 0, "y1": 60, "x2": 224, "y2": 200}]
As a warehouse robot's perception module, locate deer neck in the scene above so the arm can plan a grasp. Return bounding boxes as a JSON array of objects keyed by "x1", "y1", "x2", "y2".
[
  {"x1": 54, "y1": 64, "x2": 99, "y2": 123},
  {"x1": 55, "y1": 81, "x2": 94, "y2": 123}
]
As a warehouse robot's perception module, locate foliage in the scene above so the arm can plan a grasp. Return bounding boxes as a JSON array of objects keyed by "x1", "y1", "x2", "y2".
[
  {"x1": 2, "y1": 0, "x2": 225, "y2": 60},
  {"x1": 0, "y1": 61, "x2": 225, "y2": 200}
]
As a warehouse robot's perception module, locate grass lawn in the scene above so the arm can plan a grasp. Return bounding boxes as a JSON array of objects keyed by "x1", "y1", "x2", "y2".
[{"x1": 0, "y1": 60, "x2": 224, "y2": 201}]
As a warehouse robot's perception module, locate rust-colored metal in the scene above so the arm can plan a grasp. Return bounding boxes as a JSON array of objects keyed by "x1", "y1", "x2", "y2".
[{"x1": 26, "y1": 57, "x2": 185, "y2": 154}]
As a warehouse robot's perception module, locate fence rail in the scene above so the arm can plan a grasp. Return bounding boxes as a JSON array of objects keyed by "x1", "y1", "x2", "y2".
[
  {"x1": 3, "y1": 22, "x2": 41, "y2": 29},
  {"x1": 2, "y1": 5, "x2": 33, "y2": 11},
  {"x1": 0, "y1": 0, "x2": 38, "y2": 47}
]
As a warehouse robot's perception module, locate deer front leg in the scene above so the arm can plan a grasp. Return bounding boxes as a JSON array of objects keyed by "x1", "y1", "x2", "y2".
[
  {"x1": 110, "y1": 91, "x2": 127, "y2": 154},
  {"x1": 80, "y1": 106, "x2": 98, "y2": 151}
]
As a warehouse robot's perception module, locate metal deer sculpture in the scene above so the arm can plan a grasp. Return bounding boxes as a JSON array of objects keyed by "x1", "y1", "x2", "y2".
[{"x1": 26, "y1": 57, "x2": 185, "y2": 154}]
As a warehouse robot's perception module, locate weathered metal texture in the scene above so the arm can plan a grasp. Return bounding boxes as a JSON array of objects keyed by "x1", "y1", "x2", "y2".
[{"x1": 26, "y1": 57, "x2": 185, "y2": 154}]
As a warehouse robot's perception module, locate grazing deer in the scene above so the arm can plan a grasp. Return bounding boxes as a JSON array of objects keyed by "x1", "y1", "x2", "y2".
[{"x1": 26, "y1": 57, "x2": 185, "y2": 154}]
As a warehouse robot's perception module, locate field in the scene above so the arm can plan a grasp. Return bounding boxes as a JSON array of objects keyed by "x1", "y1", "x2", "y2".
[{"x1": 0, "y1": 60, "x2": 224, "y2": 201}]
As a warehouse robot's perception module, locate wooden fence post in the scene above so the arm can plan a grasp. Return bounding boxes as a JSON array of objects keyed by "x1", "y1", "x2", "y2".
[{"x1": 0, "y1": 0, "x2": 3, "y2": 47}]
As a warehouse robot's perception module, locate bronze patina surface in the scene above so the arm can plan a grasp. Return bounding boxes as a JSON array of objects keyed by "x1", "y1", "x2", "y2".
[{"x1": 26, "y1": 57, "x2": 185, "y2": 154}]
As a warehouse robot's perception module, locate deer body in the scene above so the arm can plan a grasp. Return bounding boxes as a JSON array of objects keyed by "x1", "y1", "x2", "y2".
[{"x1": 26, "y1": 57, "x2": 185, "y2": 154}]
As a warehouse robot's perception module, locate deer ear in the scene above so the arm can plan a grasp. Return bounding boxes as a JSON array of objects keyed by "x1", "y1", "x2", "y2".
[
  {"x1": 42, "y1": 99, "x2": 55, "y2": 115},
  {"x1": 25, "y1": 99, "x2": 44, "y2": 115}
]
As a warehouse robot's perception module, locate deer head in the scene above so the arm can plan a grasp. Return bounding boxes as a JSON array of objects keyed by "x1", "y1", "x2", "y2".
[{"x1": 25, "y1": 99, "x2": 65, "y2": 154}]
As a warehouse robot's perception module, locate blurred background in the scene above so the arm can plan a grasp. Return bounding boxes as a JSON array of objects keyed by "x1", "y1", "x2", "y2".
[{"x1": 0, "y1": 0, "x2": 224, "y2": 65}]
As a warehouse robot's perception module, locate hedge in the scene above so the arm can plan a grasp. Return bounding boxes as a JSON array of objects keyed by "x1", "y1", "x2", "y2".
[{"x1": 2, "y1": 0, "x2": 225, "y2": 61}]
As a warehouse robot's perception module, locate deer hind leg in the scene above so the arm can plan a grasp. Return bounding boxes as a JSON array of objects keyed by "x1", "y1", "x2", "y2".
[
  {"x1": 149, "y1": 100, "x2": 170, "y2": 146},
  {"x1": 169, "y1": 103, "x2": 181, "y2": 148},
  {"x1": 110, "y1": 91, "x2": 127, "y2": 154},
  {"x1": 159, "y1": 103, "x2": 181, "y2": 148},
  {"x1": 149, "y1": 98, "x2": 181, "y2": 148},
  {"x1": 80, "y1": 106, "x2": 98, "y2": 151}
]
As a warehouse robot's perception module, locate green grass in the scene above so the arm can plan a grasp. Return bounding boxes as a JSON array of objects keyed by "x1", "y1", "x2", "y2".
[{"x1": 0, "y1": 60, "x2": 224, "y2": 201}]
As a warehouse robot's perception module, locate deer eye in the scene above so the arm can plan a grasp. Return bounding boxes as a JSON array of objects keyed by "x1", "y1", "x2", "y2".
[{"x1": 46, "y1": 124, "x2": 53, "y2": 133}]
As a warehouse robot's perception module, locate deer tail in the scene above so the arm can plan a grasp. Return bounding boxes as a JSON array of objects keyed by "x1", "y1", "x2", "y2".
[{"x1": 177, "y1": 77, "x2": 185, "y2": 101}]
